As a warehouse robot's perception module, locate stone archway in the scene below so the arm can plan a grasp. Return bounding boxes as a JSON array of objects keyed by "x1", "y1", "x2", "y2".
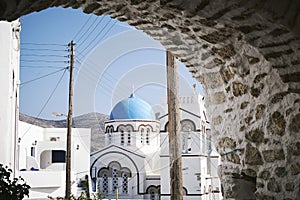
[{"x1": 1, "y1": 0, "x2": 299, "y2": 199}]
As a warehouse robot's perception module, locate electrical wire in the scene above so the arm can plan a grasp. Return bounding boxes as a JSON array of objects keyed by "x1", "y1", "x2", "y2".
[
  {"x1": 20, "y1": 66, "x2": 66, "y2": 69},
  {"x1": 20, "y1": 68, "x2": 68, "y2": 139},
  {"x1": 21, "y1": 48, "x2": 67, "y2": 52},
  {"x1": 76, "y1": 16, "x2": 105, "y2": 49},
  {"x1": 21, "y1": 59, "x2": 68, "y2": 63},
  {"x1": 20, "y1": 67, "x2": 67, "y2": 86},
  {"x1": 79, "y1": 19, "x2": 115, "y2": 55},
  {"x1": 74, "y1": 56, "x2": 131, "y2": 99},
  {"x1": 73, "y1": 14, "x2": 93, "y2": 40},
  {"x1": 76, "y1": 16, "x2": 100, "y2": 45},
  {"x1": 21, "y1": 54, "x2": 68, "y2": 58},
  {"x1": 21, "y1": 42, "x2": 67, "y2": 46}
]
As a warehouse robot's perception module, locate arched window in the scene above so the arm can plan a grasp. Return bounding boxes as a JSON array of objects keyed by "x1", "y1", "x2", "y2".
[
  {"x1": 101, "y1": 172, "x2": 108, "y2": 194},
  {"x1": 120, "y1": 130, "x2": 124, "y2": 145},
  {"x1": 127, "y1": 129, "x2": 131, "y2": 145},
  {"x1": 97, "y1": 179, "x2": 101, "y2": 193},
  {"x1": 108, "y1": 132, "x2": 112, "y2": 144},
  {"x1": 146, "y1": 128, "x2": 150, "y2": 145},
  {"x1": 112, "y1": 168, "x2": 118, "y2": 192},
  {"x1": 150, "y1": 189, "x2": 156, "y2": 200},
  {"x1": 146, "y1": 185, "x2": 160, "y2": 200},
  {"x1": 98, "y1": 162, "x2": 132, "y2": 197},
  {"x1": 141, "y1": 128, "x2": 144, "y2": 144},
  {"x1": 122, "y1": 173, "x2": 128, "y2": 194}
]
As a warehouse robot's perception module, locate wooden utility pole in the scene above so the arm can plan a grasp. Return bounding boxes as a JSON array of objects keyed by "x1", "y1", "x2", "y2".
[
  {"x1": 116, "y1": 187, "x2": 119, "y2": 200},
  {"x1": 65, "y1": 40, "x2": 75, "y2": 200},
  {"x1": 166, "y1": 51, "x2": 183, "y2": 200}
]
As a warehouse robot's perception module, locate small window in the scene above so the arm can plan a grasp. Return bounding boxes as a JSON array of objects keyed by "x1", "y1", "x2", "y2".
[
  {"x1": 128, "y1": 132, "x2": 131, "y2": 145},
  {"x1": 52, "y1": 150, "x2": 66, "y2": 163},
  {"x1": 108, "y1": 133, "x2": 112, "y2": 144},
  {"x1": 146, "y1": 128, "x2": 150, "y2": 145},
  {"x1": 141, "y1": 128, "x2": 144, "y2": 144},
  {"x1": 31, "y1": 147, "x2": 35, "y2": 157},
  {"x1": 121, "y1": 132, "x2": 124, "y2": 145}
]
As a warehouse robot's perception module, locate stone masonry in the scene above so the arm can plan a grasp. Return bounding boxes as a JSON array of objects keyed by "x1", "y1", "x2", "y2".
[{"x1": 0, "y1": 0, "x2": 299, "y2": 199}]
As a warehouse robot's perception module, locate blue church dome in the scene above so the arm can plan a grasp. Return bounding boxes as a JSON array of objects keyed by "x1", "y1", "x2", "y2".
[{"x1": 109, "y1": 93, "x2": 155, "y2": 120}]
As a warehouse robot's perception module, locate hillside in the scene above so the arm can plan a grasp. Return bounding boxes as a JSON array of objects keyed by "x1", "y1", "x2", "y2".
[{"x1": 19, "y1": 112, "x2": 109, "y2": 153}]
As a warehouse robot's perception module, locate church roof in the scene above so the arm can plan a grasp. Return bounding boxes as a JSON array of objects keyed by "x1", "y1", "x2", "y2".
[{"x1": 109, "y1": 93, "x2": 155, "y2": 120}]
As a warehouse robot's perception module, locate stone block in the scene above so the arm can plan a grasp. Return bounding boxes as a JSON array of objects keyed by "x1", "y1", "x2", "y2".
[
  {"x1": 254, "y1": 73, "x2": 267, "y2": 84},
  {"x1": 210, "y1": 91, "x2": 226, "y2": 105},
  {"x1": 202, "y1": 72, "x2": 223, "y2": 89},
  {"x1": 232, "y1": 81, "x2": 248, "y2": 97},
  {"x1": 267, "y1": 178, "x2": 281, "y2": 193},
  {"x1": 245, "y1": 144, "x2": 263, "y2": 165},
  {"x1": 290, "y1": 163, "x2": 300, "y2": 175},
  {"x1": 269, "y1": 111, "x2": 286, "y2": 136},
  {"x1": 250, "y1": 83, "x2": 264, "y2": 98},
  {"x1": 245, "y1": 129, "x2": 264, "y2": 144},
  {"x1": 220, "y1": 66, "x2": 234, "y2": 83},
  {"x1": 219, "y1": 137, "x2": 236, "y2": 149},
  {"x1": 289, "y1": 114, "x2": 300, "y2": 137},
  {"x1": 240, "y1": 101, "x2": 249, "y2": 109},
  {"x1": 212, "y1": 115, "x2": 222, "y2": 125},
  {"x1": 262, "y1": 149, "x2": 285, "y2": 162},
  {"x1": 242, "y1": 168, "x2": 257, "y2": 177},
  {"x1": 288, "y1": 142, "x2": 300, "y2": 156},
  {"x1": 285, "y1": 182, "x2": 294, "y2": 191},
  {"x1": 226, "y1": 153, "x2": 240, "y2": 164},
  {"x1": 255, "y1": 104, "x2": 266, "y2": 120},
  {"x1": 275, "y1": 167, "x2": 286, "y2": 177},
  {"x1": 259, "y1": 170, "x2": 271, "y2": 180}
]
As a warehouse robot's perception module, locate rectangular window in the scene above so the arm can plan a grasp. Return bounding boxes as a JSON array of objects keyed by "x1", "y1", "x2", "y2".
[
  {"x1": 31, "y1": 147, "x2": 35, "y2": 157},
  {"x1": 52, "y1": 150, "x2": 66, "y2": 163}
]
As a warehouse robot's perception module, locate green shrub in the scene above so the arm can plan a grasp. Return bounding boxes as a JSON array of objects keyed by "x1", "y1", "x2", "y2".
[{"x1": 0, "y1": 164, "x2": 30, "y2": 199}]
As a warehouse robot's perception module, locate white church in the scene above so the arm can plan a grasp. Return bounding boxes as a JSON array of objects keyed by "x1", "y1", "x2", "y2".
[
  {"x1": 0, "y1": 19, "x2": 221, "y2": 200},
  {"x1": 91, "y1": 91, "x2": 222, "y2": 200}
]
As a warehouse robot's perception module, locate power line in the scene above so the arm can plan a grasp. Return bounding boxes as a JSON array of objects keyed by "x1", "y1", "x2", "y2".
[
  {"x1": 74, "y1": 55, "x2": 131, "y2": 99},
  {"x1": 76, "y1": 16, "x2": 105, "y2": 49},
  {"x1": 20, "y1": 68, "x2": 68, "y2": 139},
  {"x1": 73, "y1": 14, "x2": 93, "y2": 40},
  {"x1": 21, "y1": 54, "x2": 68, "y2": 58},
  {"x1": 21, "y1": 48, "x2": 67, "y2": 52},
  {"x1": 21, "y1": 42, "x2": 67, "y2": 46},
  {"x1": 76, "y1": 16, "x2": 100, "y2": 45},
  {"x1": 79, "y1": 18, "x2": 114, "y2": 55},
  {"x1": 20, "y1": 67, "x2": 67, "y2": 86},
  {"x1": 20, "y1": 66, "x2": 66, "y2": 69},
  {"x1": 21, "y1": 59, "x2": 68, "y2": 63}
]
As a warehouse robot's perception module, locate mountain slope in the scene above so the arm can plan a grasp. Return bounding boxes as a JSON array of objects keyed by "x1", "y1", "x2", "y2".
[{"x1": 19, "y1": 112, "x2": 109, "y2": 152}]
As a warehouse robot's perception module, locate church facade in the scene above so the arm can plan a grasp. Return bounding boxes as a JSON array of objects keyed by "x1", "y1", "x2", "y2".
[{"x1": 90, "y1": 92, "x2": 222, "y2": 200}]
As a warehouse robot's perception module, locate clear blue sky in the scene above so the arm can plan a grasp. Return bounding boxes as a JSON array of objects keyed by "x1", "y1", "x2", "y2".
[{"x1": 19, "y1": 7, "x2": 203, "y2": 119}]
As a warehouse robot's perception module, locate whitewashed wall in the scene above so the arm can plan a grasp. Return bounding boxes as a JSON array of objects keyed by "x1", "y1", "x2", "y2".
[{"x1": 0, "y1": 20, "x2": 20, "y2": 175}]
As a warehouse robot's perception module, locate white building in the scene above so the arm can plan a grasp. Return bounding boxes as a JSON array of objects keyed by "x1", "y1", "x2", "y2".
[
  {"x1": 91, "y1": 92, "x2": 222, "y2": 200},
  {"x1": 18, "y1": 121, "x2": 91, "y2": 199},
  {"x1": 0, "y1": 20, "x2": 21, "y2": 176}
]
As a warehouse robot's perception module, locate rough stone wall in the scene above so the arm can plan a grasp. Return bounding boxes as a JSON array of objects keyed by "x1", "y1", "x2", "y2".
[{"x1": 0, "y1": 0, "x2": 299, "y2": 199}]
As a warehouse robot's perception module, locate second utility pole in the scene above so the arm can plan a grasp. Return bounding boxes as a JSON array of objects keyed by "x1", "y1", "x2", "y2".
[
  {"x1": 65, "y1": 40, "x2": 75, "y2": 200},
  {"x1": 166, "y1": 51, "x2": 183, "y2": 200}
]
